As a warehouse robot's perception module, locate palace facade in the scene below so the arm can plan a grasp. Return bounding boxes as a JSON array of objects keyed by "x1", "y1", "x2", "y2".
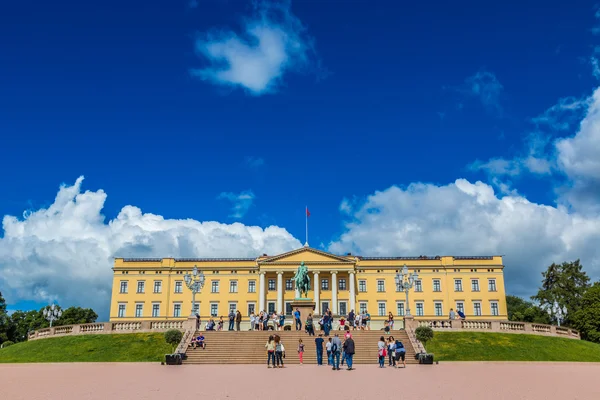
[{"x1": 109, "y1": 247, "x2": 508, "y2": 323}]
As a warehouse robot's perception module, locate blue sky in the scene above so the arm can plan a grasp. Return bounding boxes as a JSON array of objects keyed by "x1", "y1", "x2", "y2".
[{"x1": 2, "y1": 0, "x2": 600, "y2": 318}]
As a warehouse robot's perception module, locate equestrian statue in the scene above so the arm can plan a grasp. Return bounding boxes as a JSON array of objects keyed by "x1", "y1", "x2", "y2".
[{"x1": 292, "y1": 261, "x2": 311, "y2": 298}]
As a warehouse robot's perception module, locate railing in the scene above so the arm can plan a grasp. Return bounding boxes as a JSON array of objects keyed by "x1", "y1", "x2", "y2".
[
  {"x1": 151, "y1": 321, "x2": 185, "y2": 330},
  {"x1": 80, "y1": 323, "x2": 105, "y2": 333},
  {"x1": 407, "y1": 318, "x2": 580, "y2": 340}
]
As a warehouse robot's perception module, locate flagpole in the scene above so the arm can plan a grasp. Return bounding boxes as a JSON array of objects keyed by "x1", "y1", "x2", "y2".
[{"x1": 304, "y1": 206, "x2": 309, "y2": 247}]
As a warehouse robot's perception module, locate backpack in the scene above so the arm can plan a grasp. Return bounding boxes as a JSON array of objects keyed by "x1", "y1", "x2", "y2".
[
  {"x1": 331, "y1": 343, "x2": 338, "y2": 353},
  {"x1": 395, "y1": 340, "x2": 405, "y2": 352}
]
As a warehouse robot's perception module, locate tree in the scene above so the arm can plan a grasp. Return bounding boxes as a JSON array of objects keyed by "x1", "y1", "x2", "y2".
[
  {"x1": 415, "y1": 326, "x2": 434, "y2": 348},
  {"x1": 56, "y1": 307, "x2": 98, "y2": 326},
  {"x1": 164, "y1": 329, "x2": 183, "y2": 353},
  {"x1": 0, "y1": 291, "x2": 8, "y2": 345},
  {"x1": 506, "y1": 295, "x2": 550, "y2": 324},
  {"x1": 573, "y1": 283, "x2": 600, "y2": 343},
  {"x1": 531, "y1": 260, "x2": 590, "y2": 325}
]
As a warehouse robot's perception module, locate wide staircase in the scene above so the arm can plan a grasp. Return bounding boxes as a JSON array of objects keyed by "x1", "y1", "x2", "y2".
[{"x1": 184, "y1": 329, "x2": 418, "y2": 365}]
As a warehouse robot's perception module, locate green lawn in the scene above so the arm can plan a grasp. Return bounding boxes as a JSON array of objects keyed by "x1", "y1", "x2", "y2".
[
  {"x1": 0, "y1": 333, "x2": 172, "y2": 363},
  {"x1": 427, "y1": 332, "x2": 600, "y2": 362}
]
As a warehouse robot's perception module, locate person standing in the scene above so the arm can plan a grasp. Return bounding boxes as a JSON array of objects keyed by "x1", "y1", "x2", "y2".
[
  {"x1": 279, "y1": 312, "x2": 286, "y2": 331},
  {"x1": 236, "y1": 310, "x2": 242, "y2": 331},
  {"x1": 265, "y1": 335, "x2": 276, "y2": 368},
  {"x1": 294, "y1": 308, "x2": 302, "y2": 331},
  {"x1": 228, "y1": 309, "x2": 235, "y2": 331},
  {"x1": 298, "y1": 339, "x2": 305, "y2": 365},
  {"x1": 449, "y1": 308, "x2": 456, "y2": 320},
  {"x1": 306, "y1": 313, "x2": 315, "y2": 336},
  {"x1": 348, "y1": 310, "x2": 355, "y2": 330},
  {"x1": 274, "y1": 335, "x2": 285, "y2": 368},
  {"x1": 394, "y1": 338, "x2": 407, "y2": 368},
  {"x1": 326, "y1": 337, "x2": 333, "y2": 365},
  {"x1": 342, "y1": 333, "x2": 355, "y2": 370},
  {"x1": 387, "y1": 336, "x2": 396, "y2": 367},
  {"x1": 315, "y1": 333, "x2": 325, "y2": 366},
  {"x1": 377, "y1": 336, "x2": 386, "y2": 368},
  {"x1": 331, "y1": 333, "x2": 342, "y2": 370},
  {"x1": 250, "y1": 313, "x2": 256, "y2": 331},
  {"x1": 388, "y1": 312, "x2": 394, "y2": 330}
]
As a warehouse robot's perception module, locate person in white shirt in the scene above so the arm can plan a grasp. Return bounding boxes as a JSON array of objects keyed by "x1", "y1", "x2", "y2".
[
  {"x1": 326, "y1": 338, "x2": 333, "y2": 365},
  {"x1": 355, "y1": 314, "x2": 362, "y2": 330},
  {"x1": 250, "y1": 313, "x2": 256, "y2": 330}
]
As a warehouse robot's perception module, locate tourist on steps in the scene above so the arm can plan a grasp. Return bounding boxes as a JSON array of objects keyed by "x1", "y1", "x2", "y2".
[
  {"x1": 274, "y1": 335, "x2": 285, "y2": 368},
  {"x1": 217, "y1": 316, "x2": 224, "y2": 331},
  {"x1": 294, "y1": 308, "x2": 302, "y2": 331},
  {"x1": 348, "y1": 310, "x2": 355, "y2": 330},
  {"x1": 278, "y1": 312, "x2": 285, "y2": 331},
  {"x1": 265, "y1": 335, "x2": 276, "y2": 368},
  {"x1": 250, "y1": 313, "x2": 256, "y2": 331},
  {"x1": 331, "y1": 333, "x2": 342, "y2": 370},
  {"x1": 377, "y1": 336, "x2": 387, "y2": 368},
  {"x1": 306, "y1": 313, "x2": 314, "y2": 336},
  {"x1": 297, "y1": 339, "x2": 304, "y2": 365},
  {"x1": 263, "y1": 312, "x2": 269, "y2": 330},
  {"x1": 326, "y1": 337, "x2": 333, "y2": 365},
  {"x1": 387, "y1": 336, "x2": 396, "y2": 367},
  {"x1": 388, "y1": 312, "x2": 394, "y2": 330},
  {"x1": 228, "y1": 309, "x2": 235, "y2": 331},
  {"x1": 258, "y1": 312, "x2": 264, "y2": 331},
  {"x1": 236, "y1": 311, "x2": 242, "y2": 331},
  {"x1": 271, "y1": 312, "x2": 278, "y2": 331},
  {"x1": 315, "y1": 333, "x2": 325, "y2": 365},
  {"x1": 342, "y1": 334, "x2": 355, "y2": 370},
  {"x1": 394, "y1": 338, "x2": 406, "y2": 368}
]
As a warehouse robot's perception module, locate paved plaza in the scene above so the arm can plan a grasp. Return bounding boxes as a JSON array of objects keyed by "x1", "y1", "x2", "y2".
[{"x1": 1, "y1": 362, "x2": 599, "y2": 399}]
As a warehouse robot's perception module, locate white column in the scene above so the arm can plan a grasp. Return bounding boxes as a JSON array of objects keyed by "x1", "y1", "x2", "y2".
[
  {"x1": 259, "y1": 272, "x2": 266, "y2": 312},
  {"x1": 277, "y1": 271, "x2": 284, "y2": 313},
  {"x1": 349, "y1": 271, "x2": 356, "y2": 313},
  {"x1": 331, "y1": 271, "x2": 338, "y2": 315},
  {"x1": 313, "y1": 271, "x2": 320, "y2": 314}
]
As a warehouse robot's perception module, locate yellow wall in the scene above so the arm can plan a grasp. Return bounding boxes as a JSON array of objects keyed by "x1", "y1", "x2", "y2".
[{"x1": 109, "y1": 249, "x2": 507, "y2": 321}]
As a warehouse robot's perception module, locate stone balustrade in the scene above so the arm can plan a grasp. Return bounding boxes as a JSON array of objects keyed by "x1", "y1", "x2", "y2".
[
  {"x1": 409, "y1": 318, "x2": 580, "y2": 340},
  {"x1": 28, "y1": 320, "x2": 186, "y2": 341}
]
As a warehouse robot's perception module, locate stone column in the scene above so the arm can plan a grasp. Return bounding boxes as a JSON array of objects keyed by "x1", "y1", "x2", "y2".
[
  {"x1": 331, "y1": 270, "x2": 338, "y2": 315},
  {"x1": 313, "y1": 271, "x2": 320, "y2": 314},
  {"x1": 277, "y1": 271, "x2": 284, "y2": 313},
  {"x1": 259, "y1": 272, "x2": 266, "y2": 312},
  {"x1": 349, "y1": 271, "x2": 356, "y2": 313}
]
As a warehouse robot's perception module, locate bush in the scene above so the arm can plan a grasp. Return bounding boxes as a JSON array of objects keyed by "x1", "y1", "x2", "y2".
[
  {"x1": 1, "y1": 341, "x2": 15, "y2": 348},
  {"x1": 164, "y1": 330, "x2": 183, "y2": 353},
  {"x1": 415, "y1": 326, "x2": 434, "y2": 347}
]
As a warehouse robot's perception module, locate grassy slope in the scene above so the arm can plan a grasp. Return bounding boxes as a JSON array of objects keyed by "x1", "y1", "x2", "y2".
[
  {"x1": 0, "y1": 333, "x2": 172, "y2": 363},
  {"x1": 427, "y1": 332, "x2": 600, "y2": 362}
]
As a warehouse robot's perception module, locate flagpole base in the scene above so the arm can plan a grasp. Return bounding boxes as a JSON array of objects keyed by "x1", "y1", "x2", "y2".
[{"x1": 304, "y1": 242, "x2": 309, "y2": 247}]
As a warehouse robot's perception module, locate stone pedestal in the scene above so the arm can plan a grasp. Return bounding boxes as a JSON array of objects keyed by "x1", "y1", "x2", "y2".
[
  {"x1": 291, "y1": 300, "x2": 316, "y2": 328},
  {"x1": 403, "y1": 315, "x2": 417, "y2": 331}
]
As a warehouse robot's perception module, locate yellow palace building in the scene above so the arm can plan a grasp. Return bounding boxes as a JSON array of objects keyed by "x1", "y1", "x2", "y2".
[{"x1": 109, "y1": 246, "x2": 508, "y2": 326}]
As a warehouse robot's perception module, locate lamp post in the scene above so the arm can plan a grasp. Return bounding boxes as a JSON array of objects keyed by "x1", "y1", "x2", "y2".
[
  {"x1": 43, "y1": 304, "x2": 62, "y2": 327},
  {"x1": 184, "y1": 265, "x2": 205, "y2": 317},
  {"x1": 395, "y1": 264, "x2": 419, "y2": 316}
]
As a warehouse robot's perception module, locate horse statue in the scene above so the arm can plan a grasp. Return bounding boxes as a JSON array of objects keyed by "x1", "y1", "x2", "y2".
[{"x1": 292, "y1": 261, "x2": 311, "y2": 298}]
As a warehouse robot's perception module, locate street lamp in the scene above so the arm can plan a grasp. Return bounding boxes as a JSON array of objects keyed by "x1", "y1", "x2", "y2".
[
  {"x1": 395, "y1": 264, "x2": 419, "y2": 316},
  {"x1": 184, "y1": 265, "x2": 205, "y2": 316},
  {"x1": 43, "y1": 304, "x2": 62, "y2": 327}
]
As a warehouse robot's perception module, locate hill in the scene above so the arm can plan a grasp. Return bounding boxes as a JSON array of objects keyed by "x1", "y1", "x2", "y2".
[
  {"x1": 427, "y1": 332, "x2": 600, "y2": 362},
  {"x1": 0, "y1": 333, "x2": 171, "y2": 363}
]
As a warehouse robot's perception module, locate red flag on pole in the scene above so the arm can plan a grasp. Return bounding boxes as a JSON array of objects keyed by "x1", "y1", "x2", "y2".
[{"x1": 306, "y1": 207, "x2": 311, "y2": 217}]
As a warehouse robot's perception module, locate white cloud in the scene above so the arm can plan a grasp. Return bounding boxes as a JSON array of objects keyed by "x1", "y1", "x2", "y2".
[
  {"x1": 339, "y1": 198, "x2": 352, "y2": 214},
  {"x1": 217, "y1": 190, "x2": 256, "y2": 218},
  {"x1": 190, "y1": 1, "x2": 314, "y2": 95},
  {"x1": 329, "y1": 180, "x2": 600, "y2": 298},
  {"x1": 0, "y1": 178, "x2": 301, "y2": 318},
  {"x1": 465, "y1": 70, "x2": 504, "y2": 113}
]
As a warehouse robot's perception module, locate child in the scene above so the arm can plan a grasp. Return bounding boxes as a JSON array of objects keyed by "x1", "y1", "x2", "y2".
[
  {"x1": 298, "y1": 339, "x2": 305, "y2": 365},
  {"x1": 326, "y1": 337, "x2": 333, "y2": 365}
]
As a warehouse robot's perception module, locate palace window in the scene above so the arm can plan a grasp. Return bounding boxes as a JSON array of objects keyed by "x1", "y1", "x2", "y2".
[
  {"x1": 120, "y1": 281, "x2": 128, "y2": 294},
  {"x1": 338, "y1": 301, "x2": 347, "y2": 316},
  {"x1": 210, "y1": 303, "x2": 218, "y2": 317},
  {"x1": 378, "y1": 301, "x2": 386, "y2": 316},
  {"x1": 434, "y1": 302, "x2": 443, "y2": 316},
  {"x1": 454, "y1": 279, "x2": 463, "y2": 292},
  {"x1": 490, "y1": 302, "x2": 499, "y2": 316},
  {"x1": 118, "y1": 304, "x2": 126, "y2": 318},
  {"x1": 473, "y1": 302, "x2": 482, "y2": 316},
  {"x1": 359, "y1": 302, "x2": 368, "y2": 314},
  {"x1": 268, "y1": 279, "x2": 276, "y2": 291},
  {"x1": 154, "y1": 281, "x2": 162, "y2": 293},
  {"x1": 229, "y1": 280, "x2": 238, "y2": 293},
  {"x1": 286, "y1": 279, "x2": 293, "y2": 291},
  {"x1": 415, "y1": 302, "x2": 424, "y2": 316},
  {"x1": 228, "y1": 303, "x2": 237, "y2": 314},
  {"x1": 248, "y1": 280, "x2": 256, "y2": 293},
  {"x1": 414, "y1": 280, "x2": 423, "y2": 292},
  {"x1": 456, "y1": 302, "x2": 464, "y2": 314},
  {"x1": 396, "y1": 302, "x2": 405, "y2": 316},
  {"x1": 471, "y1": 279, "x2": 480, "y2": 292},
  {"x1": 152, "y1": 303, "x2": 160, "y2": 317},
  {"x1": 173, "y1": 303, "x2": 181, "y2": 317},
  {"x1": 338, "y1": 279, "x2": 347, "y2": 291},
  {"x1": 268, "y1": 302, "x2": 276, "y2": 314},
  {"x1": 137, "y1": 281, "x2": 145, "y2": 294},
  {"x1": 433, "y1": 279, "x2": 441, "y2": 292},
  {"x1": 488, "y1": 279, "x2": 497, "y2": 292},
  {"x1": 321, "y1": 279, "x2": 329, "y2": 291},
  {"x1": 377, "y1": 280, "x2": 385, "y2": 292},
  {"x1": 321, "y1": 302, "x2": 330, "y2": 315},
  {"x1": 358, "y1": 280, "x2": 367, "y2": 292},
  {"x1": 285, "y1": 302, "x2": 293, "y2": 316},
  {"x1": 135, "y1": 303, "x2": 143, "y2": 318},
  {"x1": 247, "y1": 303, "x2": 256, "y2": 316},
  {"x1": 211, "y1": 281, "x2": 220, "y2": 293},
  {"x1": 174, "y1": 281, "x2": 183, "y2": 293},
  {"x1": 193, "y1": 302, "x2": 199, "y2": 315}
]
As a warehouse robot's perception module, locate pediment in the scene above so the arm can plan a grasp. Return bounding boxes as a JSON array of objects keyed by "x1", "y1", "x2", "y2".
[{"x1": 260, "y1": 247, "x2": 354, "y2": 264}]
